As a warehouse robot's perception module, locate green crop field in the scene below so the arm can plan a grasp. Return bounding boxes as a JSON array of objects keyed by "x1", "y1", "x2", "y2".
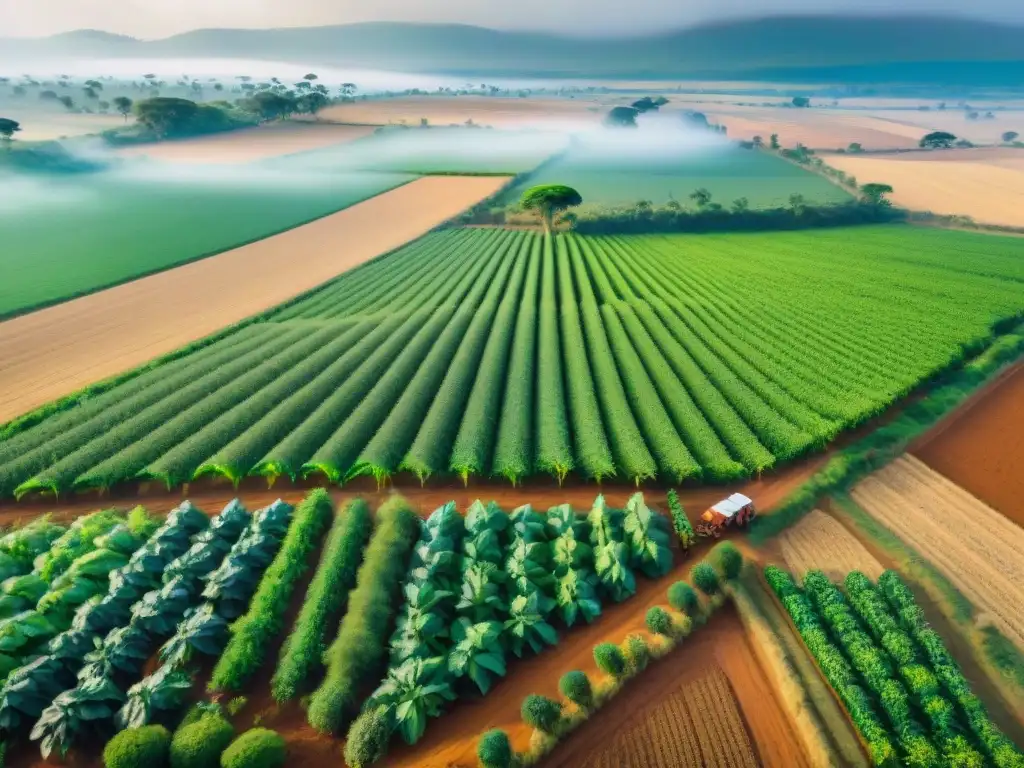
[
  {"x1": 497, "y1": 144, "x2": 852, "y2": 208},
  {"x1": 2, "y1": 224, "x2": 1023, "y2": 497},
  {"x1": 0, "y1": 169, "x2": 413, "y2": 319}
]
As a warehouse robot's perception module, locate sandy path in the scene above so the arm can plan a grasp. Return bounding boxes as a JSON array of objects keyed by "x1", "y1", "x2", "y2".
[
  {"x1": 114, "y1": 122, "x2": 376, "y2": 164},
  {"x1": 0, "y1": 176, "x2": 507, "y2": 424},
  {"x1": 822, "y1": 153, "x2": 1024, "y2": 226}
]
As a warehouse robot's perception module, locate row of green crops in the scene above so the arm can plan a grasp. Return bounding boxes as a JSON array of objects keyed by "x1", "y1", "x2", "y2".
[
  {"x1": 343, "y1": 494, "x2": 672, "y2": 765},
  {"x1": 5, "y1": 224, "x2": 1024, "y2": 493},
  {"x1": 766, "y1": 565, "x2": 1023, "y2": 768}
]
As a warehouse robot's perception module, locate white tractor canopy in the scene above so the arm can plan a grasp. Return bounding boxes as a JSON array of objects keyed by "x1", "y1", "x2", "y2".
[{"x1": 709, "y1": 493, "x2": 753, "y2": 519}]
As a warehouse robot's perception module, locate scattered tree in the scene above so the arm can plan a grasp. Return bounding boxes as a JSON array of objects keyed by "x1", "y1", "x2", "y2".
[
  {"x1": 113, "y1": 96, "x2": 134, "y2": 122},
  {"x1": 521, "y1": 695, "x2": 562, "y2": 734},
  {"x1": 691, "y1": 562, "x2": 719, "y2": 595},
  {"x1": 558, "y1": 671, "x2": 594, "y2": 710},
  {"x1": 955, "y1": 139, "x2": 974, "y2": 148},
  {"x1": 57, "y1": 95, "x2": 75, "y2": 110},
  {"x1": 605, "y1": 106, "x2": 639, "y2": 128},
  {"x1": 631, "y1": 96, "x2": 663, "y2": 113},
  {"x1": 1001, "y1": 131, "x2": 1019, "y2": 143},
  {"x1": 298, "y1": 92, "x2": 329, "y2": 118},
  {"x1": 788, "y1": 193, "x2": 807, "y2": 215},
  {"x1": 920, "y1": 131, "x2": 956, "y2": 149},
  {"x1": 240, "y1": 91, "x2": 296, "y2": 122},
  {"x1": 792, "y1": 96, "x2": 811, "y2": 108},
  {"x1": 847, "y1": 142, "x2": 863, "y2": 153},
  {"x1": 709, "y1": 541, "x2": 743, "y2": 580},
  {"x1": 860, "y1": 183, "x2": 894, "y2": 206},
  {"x1": 593, "y1": 643, "x2": 627, "y2": 679},
  {"x1": 12, "y1": 85, "x2": 26, "y2": 97},
  {"x1": 752, "y1": 135, "x2": 763, "y2": 148},
  {"x1": 668, "y1": 582, "x2": 699, "y2": 615},
  {"x1": 731, "y1": 197, "x2": 750, "y2": 213},
  {"x1": 39, "y1": 90, "x2": 58, "y2": 101},
  {"x1": 645, "y1": 606, "x2": 673, "y2": 637},
  {"x1": 0, "y1": 117, "x2": 21, "y2": 149},
  {"x1": 770, "y1": 133, "x2": 780, "y2": 150},
  {"x1": 134, "y1": 97, "x2": 200, "y2": 137},
  {"x1": 520, "y1": 184, "x2": 583, "y2": 234},
  {"x1": 303, "y1": 73, "x2": 318, "y2": 82},
  {"x1": 98, "y1": 100, "x2": 110, "y2": 111},
  {"x1": 83, "y1": 86, "x2": 98, "y2": 100},
  {"x1": 689, "y1": 188, "x2": 712, "y2": 208},
  {"x1": 681, "y1": 110, "x2": 709, "y2": 129}
]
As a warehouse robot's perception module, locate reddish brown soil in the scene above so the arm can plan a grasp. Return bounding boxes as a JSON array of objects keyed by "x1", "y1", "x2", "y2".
[
  {"x1": 542, "y1": 606, "x2": 810, "y2": 768},
  {"x1": 913, "y1": 361, "x2": 1024, "y2": 527}
]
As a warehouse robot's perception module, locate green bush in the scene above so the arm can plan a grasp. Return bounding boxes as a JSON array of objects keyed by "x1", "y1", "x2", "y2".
[
  {"x1": 646, "y1": 606, "x2": 673, "y2": 637},
  {"x1": 210, "y1": 489, "x2": 333, "y2": 692},
  {"x1": 623, "y1": 633, "x2": 650, "y2": 673},
  {"x1": 170, "y1": 714, "x2": 234, "y2": 768},
  {"x1": 666, "y1": 489, "x2": 695, "y2": 549},
  {"x1": 272, "y1": 498, "x2": 372, "y2": 703},
  {"x1": 343, "y1": 707, "x2": 392, "y2": 768},
  {"x1": 668, "y1": 581, "x2": 698, "y2": 615},
  {"x1": 559, "y1": 670, "x2": 593, "y2": 710},
  {"x1": 594, "y1": 642, "x2": 627, "y2": 679},
  {"x1": 225, "y1": 697, "x2": 247, "y2": 717},
  {"x1": 104, "y1": 725, "x2": 171, "y2": 768},
  {"x1": 521, "y1": 694, "x2": 562, "y2": 734},
  {"x1": 307, "y1": 496, "x2": 420, "y2": 734},
  {"x1": 691, "y1": 562, "x2": 720, "y2": 595},
  {"x1": 220, "y1": 728, "x2": 286, "y2": 768},
  {"x1": 477, "y1": 729, "x2": 514, "y2": 768},
  {"x1": 709, "y1": 541, "x2": 743, "y2": 580}
]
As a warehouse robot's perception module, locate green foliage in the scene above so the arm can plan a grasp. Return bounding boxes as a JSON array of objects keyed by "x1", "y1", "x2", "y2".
[
  {"x1": 272, "y1": 497, "x2": 371, "y2": 702},
  {"x1": 343, "y1": 707, "x2": 392, "y2": 768},
  {"x1": 220, "y1": 728, "x2": 286, "y2": 768},
  {"x1": 210, "y1": 490, "x2": 330, "y2": 692},
  {"x1": 559, "y1": 670, "x2": 593, "y2": 710},
  {"x1": 593, "y1": 642, "x2": 627, "y2": 679},
  {"x1": 622, "y1": 494, "x2": 673, "y2": 577},
  {"x1": 35, "y1": 509, "x2": 124, "y2": 583},
  {"x1": 31, "y1": 674, "x2": 125, "y2": 758},
  {"x1": 667, "y1": 581, "x2": 699, "y2": 615},
  {"x1": 645, "y1": 606, "x2": 673, "y2": 637},
  {"x1": 708, "y1": 541, "x2": 743, "y2": 580},
  {"x1": 226, "y1": 696, "x2": 248, "y2": 717},
  {"x1": 117, "y1": 663, "x2": 193, "y2": 729},
  {"x1": 448, "y1": 619, "x2": 506, "y2": 695},
  {"x1": 170, "y1": 714, "x2": 234, "y2": 768},
  {"x1": 307, "y1": 496, "x2": 420, "y2": 735},
  {"x1": 521, "y1": 694, "x2": 562, "y2": 734},
  {"x1": 623, "y1": 633, "x2": 650, "y2": 673},
  {"x1": 520, "y1": 185, "x2": 583, "y2": 231},
  {"x1": 666, "y1": 490, "x2": 695, "y2": 549},
  {"x1": 588, "y1": 497, "x2": 636, "y2": 602},
  {"x1": 477, "y1": 728, "x2": 514, "y2": 768},
  {"x1": 103, "y1": 724, "x2": 171, "y2": 768},
  {"x1": 504, "y1": 591, "x2": 558, "y2": 658},
  {"x1": 368, "y1": 656, "x2": 455, "y2": 745},
  {"x1": 690, "y1": 563, "x2": 720, "y2": 595}
]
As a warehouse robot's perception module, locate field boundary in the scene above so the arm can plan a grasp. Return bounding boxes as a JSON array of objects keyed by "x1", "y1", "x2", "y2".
[{"x1": 0, "y1": 176, "x2": 416, "y2": 324}]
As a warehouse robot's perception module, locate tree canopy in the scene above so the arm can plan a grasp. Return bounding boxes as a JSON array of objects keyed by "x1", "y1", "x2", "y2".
[
  {"x1": 134, "y1": 97, "x2": 200, "y2": 137},
  {"x1": 860, "y1": 183, "x2": 894, "y2": 205},
  {"x1": 919, "y1": 131, "x2": 957, "y2": 149},
  {"x1": 240, "y1": 91, "x2": 296, "y2": 122},
  {"x1": 630, "y1": 96, "x2": 667, "y2": 113},
  {"x1": 1003, "y1": 131, "x2": 1020, "y2": 143},
  {"x1": 113, "y1": 96, "x2": 133, "y2": 122},
  {"x1": 0, "y1": 118, "x2": 21, "y2": 145},
  {"x1": 520, "y1": 184, "x2": 583, "y2": 234},
  {"x1": 792, "y1": 96, "x2": 811, "y2": 108},
  {"x1": 604, "y1": 106, "x2": 639, "y2": 128}
]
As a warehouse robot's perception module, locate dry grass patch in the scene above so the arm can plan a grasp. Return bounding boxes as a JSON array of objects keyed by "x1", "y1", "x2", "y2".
[{"x1": 779, "y1": 509, "x2": 884, "y2": 582}]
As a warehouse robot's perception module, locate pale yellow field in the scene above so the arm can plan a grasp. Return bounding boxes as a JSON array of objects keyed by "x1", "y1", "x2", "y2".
[
  {"x1": 779, "y1": 509, "x2": 884, "y2": 582},
  {"x1": 319, "y1": 95, "x2": 605, "y2": 128},
  {"x1": 702, "y1": 106, "x2": 922, "y2": 149},
  {"x1": 823, "y1": 149, "x2": 1024, "y2": 226},
  {"x1": 851, "y1": 455, "x2": 1024, "y2": 648},
  {"x1": 115, "y1": 122, "x2": 376, "y2": 164},
  {"x1": 8, "y1": 110, "x2": 125, "y2": 140}
]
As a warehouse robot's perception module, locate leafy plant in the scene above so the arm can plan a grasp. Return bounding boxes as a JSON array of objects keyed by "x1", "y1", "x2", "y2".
[
  {"x1": 455, "y1": 561, "x2": 506, "y2": 624},
  {"x1": 623, "y1": 493, "x2": 673, "y2": 578},
  {"x1": 521, "y1": 694, "x2": 562, "y2": 734},
  {"x1": 559, "y1": 670, "x2": 593, "y2": 710},
  {"x1": 554, "y1": 568, "x2": 601, "y2": 627},
  {"x1": 79, "y1": 624, "x2": 150, "y2": 680},
  {"x1": 504, "y1": 590, "x2": 558, "y2": 657},
  {"x1": 594, "y1": 642, "x2": 627, "y2": 679},
  {"x1": 117, "y1": 663, "x2": 193, "y2": 729},
  {"x1": 159, "y1": 603, "x2": 229, "y2": 668},
  {"x1": 31, "y1": 674, "x2": 125, "y2": 758},
  {"x1": 666, "y1": 489, "x2": 695, "y2": 550},
  {"x1": 368, "y1": 656, "x2": 455, "y2": 745},
  {"x1": 388, "y1": 582, "x2": 452, "y2": 663},
  {"x1": 447, "y1": 619, "x2": 505, "y2": 695}
]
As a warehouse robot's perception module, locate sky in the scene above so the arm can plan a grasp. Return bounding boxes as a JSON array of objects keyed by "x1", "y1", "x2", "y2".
[{"x1": 3, "y1": 0, "x2": 1023, "y2": 38}]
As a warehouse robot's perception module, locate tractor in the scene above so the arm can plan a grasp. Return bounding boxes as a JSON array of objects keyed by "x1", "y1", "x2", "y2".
[{"x1": 695, "y1": 493, "x2": 756, "y2": 538}]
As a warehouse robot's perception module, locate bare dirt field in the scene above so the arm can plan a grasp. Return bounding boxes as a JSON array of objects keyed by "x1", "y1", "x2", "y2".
[
  {"x1": 0, "y1": 175, "x2": 507, "y2": 424},
  {"x1": 779, "y1": 509, "x2": 884, "y2": 581},
  {"x1": 851, "y1": 455, "x2": 1024, "y2": 649},
  {"x1": 914, "y1": 362, "x2": 1024, "y2": 524},
  {"x1": 700, "y1": 106, "x2": 924, "y2": 149},
  {"x1": 823, "y1": 148, "x2": 1024, "y2": 226},
  {"x1": 544, "y1": 605, "x2": 810, "y2": 768},
  {"x1": 319, "y1": 96, "x2": 605, "y2": 128},
  {"x1": 114, "y1": 122, "x2": 376, "y2": 164}
]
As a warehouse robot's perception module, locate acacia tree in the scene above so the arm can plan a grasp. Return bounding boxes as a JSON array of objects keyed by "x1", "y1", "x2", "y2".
[
  {"x1": 860, "y1": 183, "x2": 894, "y2": 205},
  {"x1": 605, "y1": 106, "x2": 639, "y2": 128},
  {"x1": 113, "y1": 96, "x2": 133, "y2": 122},
  {"x1": 520, "y1": 184, "x2": 583, "y2": 234},
  {"x1": 919, "y1": 131, "x2": 956, "y2": 149},
  {"x1": 1003, "y1": 131, "x2": 1020, "y2": 143},
  {"x1": 0, "y1": 117, "x2": 21, "y2": 150}
]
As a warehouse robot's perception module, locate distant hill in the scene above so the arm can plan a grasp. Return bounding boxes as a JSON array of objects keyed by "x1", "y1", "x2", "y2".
[{"x1": 3, "y1": 16, "x2": 1024, "y2": 84}]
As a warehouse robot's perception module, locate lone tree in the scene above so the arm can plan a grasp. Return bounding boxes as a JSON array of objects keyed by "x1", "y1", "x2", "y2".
[
  {"x1": 1003, "y1": 131, "x2": 1020, "y2": 143},
  {"x1": 113, "y1": 96, "x2": 133, "y2": 122},
  {"x1": 792, "y1": 96, "x2": 811, "y2": 108},
  {"x1": 0, "y1": 117, "x2": 21, "y2": 149},
  {"x1": 919, "y1": 131, "x2": 956, "y2": 149},
  {"x1": 521, "y1": 184, "x2": 583, "y2": 234},
  {"x1": 860, "y1": 182, "x2": 894, "y2": 205},
  {"x1": 770, "y1": 133, "x2": 780, "y2": 149},
  {"x1": 605, "y1": 106, "x2": 639, "y2": 128}
]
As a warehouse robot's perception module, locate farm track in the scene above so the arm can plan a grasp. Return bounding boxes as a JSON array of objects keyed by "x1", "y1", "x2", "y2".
[
  {"x1": 0, "y1": 176, "x2": 509, "y2": 423},
  {"x1": 913, "y1": 360, "x2": 1024, "y2": 525},
  {"x1": 851, "y1": 455, "x2": 1024, "y2": 648},
  {"x1": 779, "y1": 509, "x2": 884, "y2": 581}
]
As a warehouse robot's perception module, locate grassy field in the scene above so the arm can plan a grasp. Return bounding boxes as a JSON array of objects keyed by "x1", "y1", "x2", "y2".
[
  {"x1": 0, "y1": 168, "x2": 413, "y2": 318},
  {"x1": 497, "y1": 144, "x2": 851, "y2": 208},
  {"x1": 3, "y1": 223, "x2": 1024, "y2": 498}
]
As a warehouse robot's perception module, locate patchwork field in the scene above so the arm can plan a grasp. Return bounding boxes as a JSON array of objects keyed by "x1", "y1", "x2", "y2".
[
  {"x1": 4, "y1": 224, "x2": 1023, "y2": 500},
  {"x1": 779, "y1": 509, "x2": 884, "y2": 581},
  {"x1": 114, "y1": 122, "x2": 378, "y2": 164},
  {"x1": 0, "y1": 167, "x2": 414, "y2": 318},
  {"x1": 851, "y1": 455, "x2": 1024, "y2": 648},
  {"x1": 914, "y1": 361, "x2": 1024, "y2": 524},
  {"x1": 0, "y1": 176, "x2": 509, "y2": 424},
  {"x1": 498, "y1": 141, "x2": 851, "y2": 208},
  {"x1": 823, "y1": 148, "x2": 1024, "y2": 226}
]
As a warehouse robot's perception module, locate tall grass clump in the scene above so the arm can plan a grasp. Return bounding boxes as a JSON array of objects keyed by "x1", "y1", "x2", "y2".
[
  {"x1": 306, "y1": 496, "x2": 420, "y2": 735},
  {"x1": 271, "y1": 498, "x2": 372, "y2": 702},
  {"x1": 209, "y1": 489, "x2": 333, "y2": 692}
]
